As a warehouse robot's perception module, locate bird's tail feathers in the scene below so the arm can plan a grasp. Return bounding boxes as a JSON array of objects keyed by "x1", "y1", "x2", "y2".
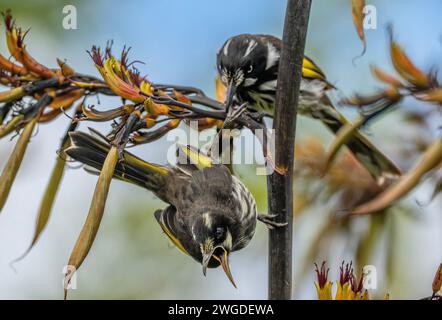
[
  {"x1": 66, "y1": 129, "x2": 170, "y2": 192},
  {"x1": 319, "y1": 96, "x2": 402, "y2": 183}
]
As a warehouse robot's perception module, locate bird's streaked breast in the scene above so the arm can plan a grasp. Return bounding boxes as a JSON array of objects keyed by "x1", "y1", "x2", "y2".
[{"x1": 231, "y1": 176, "x2": 257, "y2": 250}]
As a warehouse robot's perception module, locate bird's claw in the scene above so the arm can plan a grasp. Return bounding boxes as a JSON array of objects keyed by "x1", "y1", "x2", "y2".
[
  {"x1": 224, "y1": 103, "x2": 248, "y2": 127},
  {"x1": 258, "y1": 214, "x2": 288, "y2": 229},
  {"x1": 248, "y1": 111, "x2": 265, "y2": 123}
]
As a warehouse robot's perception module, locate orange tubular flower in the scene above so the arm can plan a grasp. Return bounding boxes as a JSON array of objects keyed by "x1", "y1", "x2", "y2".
[
  {"x1": 101, "y1": 57, "x2": 145, "y2": 103},
  {"x1": 143, "y1": 98, "x2": 170, "y2": 116},
  {"x1": 370, "y1": 65, "x2": 403, "y2": 88},
  {"x1": 4, "y1": 11, "x2": 56, "y2": 79},
  {"x1": 47, "y1": 89, "x2": 85, "y2": 109},
  {"x1": 131, "y1": 119, "x2": 181, "y2": 145},
  {"x1": 18, "y1": 42, "x2": 57, "y2": 79},
  {"x1": 79, "y1": 103, "x2": 135, "y2": 122},
  {"x1": 4, "y1": 12, "x2": 23, "y2": 64},
  {"x1": 140, "y1": 80, "x2": 153, "y2": 96},
  {"x1": 141, "y1": 83, "x2": 172, "y2": 116},
  {"x1": 389, "y1": 27, "x2": 429, "y2": 89},
  {"x1": 89, "y1": 47, "x2": 146, "y2": 103},
  {"x1": 184, "y1": 117, "x2": 223, "y2": 131},
  {"x1": 56, "y1": 58, "x2": 75, "y2": 77},
  {"x1": 38, "y1": 108, "x2": 63, "y2": 123},
  {"x1": 143, "y1": 116, "x2": 157, "y2": 129},
  {"x1": 0, "y1": 53, "x2": 27, "y2": 75}
]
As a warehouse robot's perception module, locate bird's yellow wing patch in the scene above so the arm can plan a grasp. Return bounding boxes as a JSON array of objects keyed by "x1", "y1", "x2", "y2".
[
  {"x1": 124, "y1": 152, "x2": 170, "y2": 176},
  {"x1": 178, "y1": 144, "x2": 213, "y2": 169},
  {"x1": 158, "y1": 220, "x2": 190, "y2": 256},
  {"x1": 302, "y1": 56, "x2": 327, "y2": 81}
]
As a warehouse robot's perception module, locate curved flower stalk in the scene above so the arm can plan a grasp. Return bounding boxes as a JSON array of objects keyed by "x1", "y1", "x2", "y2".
[
  {"x1": 12, "y1": 104, "x2": 83, "y2": 263},
  {"x1": 0, "y1": 11, "x2": 110, "y2": 217},
  {"x1": 351, "y1": 138, "x2": 441, "y2": 215}
]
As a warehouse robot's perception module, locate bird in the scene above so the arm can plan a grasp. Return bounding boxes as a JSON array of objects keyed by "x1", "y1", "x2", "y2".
[
  {"x1": 216, "y1": 34, "x2": 402, "y2": 183},
  {"x1": 65, "y1": 129, "x2": 284, "y2": 287}
]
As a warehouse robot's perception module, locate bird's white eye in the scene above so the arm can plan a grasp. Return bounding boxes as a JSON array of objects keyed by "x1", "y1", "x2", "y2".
[{"x1": 247, "y1": 65, "x2": 253, "y2": 73}]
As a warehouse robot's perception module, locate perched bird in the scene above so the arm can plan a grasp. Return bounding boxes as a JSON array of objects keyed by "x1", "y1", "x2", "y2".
[
  {"x1": 217, "y1": 34, "x2": 402, "y2": 182},
  {"x1": 66, "y1": 130, "x2": 283, "y2": 287}
]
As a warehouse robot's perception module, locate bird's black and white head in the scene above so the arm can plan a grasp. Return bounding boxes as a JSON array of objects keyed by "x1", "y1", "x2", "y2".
[
  {"x1": 191, "y1": 210, "x2": 237, "y2": 287},
  {"x1": 217, "y1": 34, "x2": 280, "y2": 109}
]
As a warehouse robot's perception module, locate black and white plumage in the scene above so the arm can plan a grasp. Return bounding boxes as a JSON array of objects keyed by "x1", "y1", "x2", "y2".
[
  {"x1": 217, "y1": 34, "x2": 402, "y2": 182},
  {"x1": 154, "y1": 167, "x2": 257, "y2": 263},
  {"x1": 217, "y1": 34, "x2": 332, "y2": 117},
  {"x1": 66, "y1": 130, "x2": 262, "y2": 286}
]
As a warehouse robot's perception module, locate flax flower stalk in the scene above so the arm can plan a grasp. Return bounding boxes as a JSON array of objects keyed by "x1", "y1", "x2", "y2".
[
  {"x1": 14, "y1": 139, "x2": 72, "y2": 262},
  {"x1": 64, "y1": 146, "x2": 119, "y2": 299},
  {"x1": 323, "y1": 116, "x2": 365, "y2": 174},
  {"x1": 13, "y1": 106, "x2": 84, "y2": 261},
  {"x1": 0, "y1": 114, "x2": 24, "y2": 139},
  {"x1": 0, "y1": 118, "x2": 37, "y2": 212},
  {"x1": 351, "y1": 138, "x2": 442, "y2": 215},
  {"x1": 0, "y1": 86, "x2": 25, "y2": 103},
  {"x1": 31, "y1": 145, "x2": 68, "y2": 243}
]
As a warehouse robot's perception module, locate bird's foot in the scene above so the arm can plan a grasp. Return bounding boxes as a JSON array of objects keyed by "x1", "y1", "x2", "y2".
[
  {"x1": 258, "y1": 214, "x2": 288, "y2": 229},
  {"x1": 224, "y1": 103, "x2": 248, "y2": 128},
  {"x1": 247, "y1": 111, "x2": 266, "y2": 123}
]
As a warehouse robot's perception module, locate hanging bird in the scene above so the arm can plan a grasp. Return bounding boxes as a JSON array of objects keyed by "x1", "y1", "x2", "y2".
[
  {"x1": 66, "y1": 129, "x2": 284, "y2": 287},
  {"x1": 216, "y1": 34, "x2": 402, "y2": 183}
]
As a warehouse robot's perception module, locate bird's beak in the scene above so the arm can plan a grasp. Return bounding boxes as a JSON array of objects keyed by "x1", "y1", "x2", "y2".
[
  {"x1": 225, "y1": 79, "x2": 237, "y2": 111},
  {"x1": 202, "y1": 247, "x2": 215, "y2": 277},
  {"x1": 201, "y1": 246, "x2": 237, "y2": 288},
  {"x1": 217, "y1": 248, "x2": 237, "y2": 288}
]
